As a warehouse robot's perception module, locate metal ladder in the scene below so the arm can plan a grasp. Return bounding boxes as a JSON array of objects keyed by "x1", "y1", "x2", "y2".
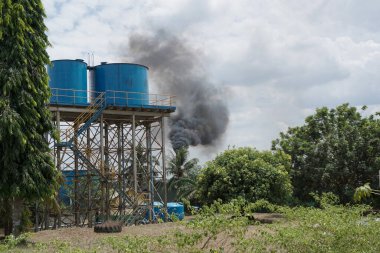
[
  {"x1": 125, "y1": 201, "x2": 150, "y2": 225},
  {"x1": 58, "y1": 93, "x2": 106, "y2": 147}
]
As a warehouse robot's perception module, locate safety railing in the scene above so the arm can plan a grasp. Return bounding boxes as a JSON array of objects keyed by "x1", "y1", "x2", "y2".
[
  {"x1": 50, "y1": 88, "x2": 90, "y2": 106},
  {"x1": 50, "y1": 88, "x2": 176, "y2": 108},
  {"x1": 104, "y1": 90, "x2": 175, "y2": 107}
]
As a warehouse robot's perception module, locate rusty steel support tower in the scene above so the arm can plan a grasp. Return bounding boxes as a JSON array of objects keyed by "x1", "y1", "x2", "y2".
[{"x1": 33, "y1": 90, "x2": 175, "y2": 230}]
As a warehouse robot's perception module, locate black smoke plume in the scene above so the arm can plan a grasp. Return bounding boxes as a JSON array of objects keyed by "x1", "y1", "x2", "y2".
[{"x1": 127, "y1": 31, "x2": 229, "y2": 150}]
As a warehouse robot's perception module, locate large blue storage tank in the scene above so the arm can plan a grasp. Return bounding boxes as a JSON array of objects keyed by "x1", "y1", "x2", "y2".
[
  {"x1": 48, "y1": 59, "x2": 88, "y2": 105},
  {"x1": 94, "y1": 63, "x2": 149, "y2": 106}
]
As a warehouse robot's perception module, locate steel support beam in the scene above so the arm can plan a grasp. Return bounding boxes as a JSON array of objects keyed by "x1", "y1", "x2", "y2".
[
  {"x1": 161, "y1": 117, "x2": 168, "y2": 220},
  {"x1": 132, "y1": 114, "x2": 137, "y2": 198},
  {"x1": 100, "y1": 114, "x2": 105, "y2": 220}
]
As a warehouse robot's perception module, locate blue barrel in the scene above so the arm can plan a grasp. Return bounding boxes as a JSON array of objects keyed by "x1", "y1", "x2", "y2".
[
  {"x1": 94, "y1": 63, "x2": 149, "y2": 106},
  {"x1": 48, "y1": 59, "x2": 88, "y2": 105},
  {"x1": 167, "y1": 202, "x2": 185, "y2": 220}
]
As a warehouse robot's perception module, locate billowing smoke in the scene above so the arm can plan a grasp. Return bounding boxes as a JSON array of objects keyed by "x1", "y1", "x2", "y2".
[{"x1": 127, "y1": 31, "x2": 229, "y2": 150}]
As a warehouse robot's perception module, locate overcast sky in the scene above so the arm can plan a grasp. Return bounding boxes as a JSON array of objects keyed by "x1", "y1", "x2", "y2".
[{"x1": 42, "y1": 0, "x2": 380, "y2": 163}]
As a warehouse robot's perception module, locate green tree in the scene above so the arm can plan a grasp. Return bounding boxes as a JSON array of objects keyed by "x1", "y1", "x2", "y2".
[
  {"x1": 167, "y1": 147, "x2": 200, "y2": 201},
  {"x1": 0, "y1": 1, "x2": 59, "y2": 235},
  {"x1": 197, "y1": 147, "x2": 292, "y2": 205},
  {"x1": 272, "y1": 104, "x2": 380, "y2": 203},
  {"x1": 167, "y1": 147, "x2": 199, "y2": 185},
  {"x1": 170, "y1": 166, "x2": 199, "y2": 201}
]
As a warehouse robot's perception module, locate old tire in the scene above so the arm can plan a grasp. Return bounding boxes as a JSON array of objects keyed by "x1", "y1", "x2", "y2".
[{"x1": 94, "y1": 221, "x2": 123, "y2": 233}]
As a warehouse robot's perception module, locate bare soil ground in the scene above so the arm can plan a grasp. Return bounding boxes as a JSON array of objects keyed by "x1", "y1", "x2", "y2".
[
  {"x1": 28, "y1": 213, "x2": 282, "y2": 249},
  {"x1": 0, "y1": 213, "x2": 283, "y2": 252},
  {"x1": 30, "y1": 221, "x2": 182, "y2": 246}
]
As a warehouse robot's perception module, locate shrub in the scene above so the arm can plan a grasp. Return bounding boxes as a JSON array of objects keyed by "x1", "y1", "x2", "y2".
[
  {"x1": 246, "y1": 199, "x2": 279, "y2": 213},
  {"x1": 197, "y1": 147, "x2": 293, "y2": 205}
]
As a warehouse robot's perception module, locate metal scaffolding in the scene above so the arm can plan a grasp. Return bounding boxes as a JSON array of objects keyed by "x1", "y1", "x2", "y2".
[{"x1": 35, "y1": 93, "x2": 174, "y2": 229}]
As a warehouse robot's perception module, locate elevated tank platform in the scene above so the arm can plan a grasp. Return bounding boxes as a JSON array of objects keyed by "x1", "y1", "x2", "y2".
[
  {"x1": 42, "y1": 60, "x2": 176, "y2": 229},
  {"x1": 46, "y1": 88, "x2": 175, "y2": 228},
  {"x1": 49, "y1": 104, "x2": 174, "y2": 124},
  {"x1": 49, "y1": 88, "x2": 176, "y2": 121}
]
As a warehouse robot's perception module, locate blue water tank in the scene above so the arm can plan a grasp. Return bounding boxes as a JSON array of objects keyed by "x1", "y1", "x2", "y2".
[
  {"x1": 145, "y1": 201, "x2": 165, "y2": 220},
  {"x1": 48, "y1": 59, "x2": 88, "y2": 105},
  {"x1": 94, "y1": 63, "x2": 149, "y2": 106},
  {"x1": 167, "y1": 202, "x2": 185, "y2": 220}
]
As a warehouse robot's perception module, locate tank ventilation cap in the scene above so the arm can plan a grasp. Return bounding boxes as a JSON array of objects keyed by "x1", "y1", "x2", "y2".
[
  {"x1": 101, "y1": 62, "x2": 108, "y2": 65},
  {"x1": 75, "y1": 59, "x2": 84, "y2": 62}
]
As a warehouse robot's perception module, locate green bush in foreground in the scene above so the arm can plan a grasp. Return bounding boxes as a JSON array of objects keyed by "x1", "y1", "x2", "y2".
[
  {"x1": 245, "y1": 205, "x2": 380, "y2": 253},
  {"x1": 2, "y1": 202, "x2": 380, "y2": 252},
  {"x1": 246, "y1": 199, "x2": 279, "y2": 213}
]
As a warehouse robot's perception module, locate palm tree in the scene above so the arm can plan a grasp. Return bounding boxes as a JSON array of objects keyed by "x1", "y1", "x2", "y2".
[
  {"x1": 170, "y1": 169, "x2": 199, "y2": 201},
  {"x1": 167, "y1": 147, "x2": 200, "y2": 200},
  {"x1": 168, "y1": 147, "x2": 199, "y2": 181},
  {"x1": 354, "y1": 183, "x2": 380, "y2": 202}
]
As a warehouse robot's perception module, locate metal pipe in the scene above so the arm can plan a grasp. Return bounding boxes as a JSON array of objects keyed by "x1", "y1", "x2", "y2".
[
  {"x1": 161, "y1": 117, "x2": 167, "y2": 221},
  {"x1": 87, "y1": 127, "x2": 92, "y2": 228},
  {"x1": 132, "y1": 114, "x2": 137, "y2": 197},
  {"x1": 117, "y1": 124, "x2": 122, "y2": 216},
  {"x1": 74, "y1": 122, "x2": 79, "y2": 226},
  {"x1": 56, "y1": 111, "x2": 62, "y2": 228},
  {"x1": 121, "y1": 123, "x2": 126, "y2": 216},
  {"x1": 88, "y1": 67, "x2": 95, "y2": 103},
  {"x1": 146, "y1": 124, "x2": 153, "y2": 221},
  {"x1": 104, "y1": 123, "x2": 110, "y2": 220},
  {"x1": 100, "y1": 114, "x2": 105, "y2": 220}
]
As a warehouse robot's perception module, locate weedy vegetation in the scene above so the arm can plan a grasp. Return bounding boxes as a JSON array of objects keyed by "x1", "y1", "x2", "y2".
[{"x1": 1, "y1": 199, "x2": 380, "y2": 253}]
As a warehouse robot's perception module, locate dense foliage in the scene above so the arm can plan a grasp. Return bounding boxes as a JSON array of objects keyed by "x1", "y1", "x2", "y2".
[
  {"x1": 167, "y1": 147, "x2": 200, "y2": 201},
  {"x1": 169, "y1": 169, "x2": 199, "y2": 201},
  {"x1": 168, "y1": 147, "x2": 200, "y2": 182},
  {"x1": 0, "y1": 0, "x2": 59, "y2": 234},
  {"x1": 0, "y1": 0, "x2": 58, "y2": 199},
  {"x1": 196, "y1": 147, "x2": 293, "y2": 204},
  {"x1": 272, "y1": 104, "x2": 380, "y2": 203}
]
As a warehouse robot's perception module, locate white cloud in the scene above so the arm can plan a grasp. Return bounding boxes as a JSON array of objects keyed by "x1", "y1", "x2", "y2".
[{"x1": 42, "y1": 0, "x2": 380, "y2": 163}]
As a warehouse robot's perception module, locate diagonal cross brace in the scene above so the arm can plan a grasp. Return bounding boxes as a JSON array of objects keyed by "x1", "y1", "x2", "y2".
[
  {"x1": 70, "y1": 144, "x2": 134, "y2": 204},
  {"x1": 59, "y1": 141, "x2": 148, "y2": 224}
]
